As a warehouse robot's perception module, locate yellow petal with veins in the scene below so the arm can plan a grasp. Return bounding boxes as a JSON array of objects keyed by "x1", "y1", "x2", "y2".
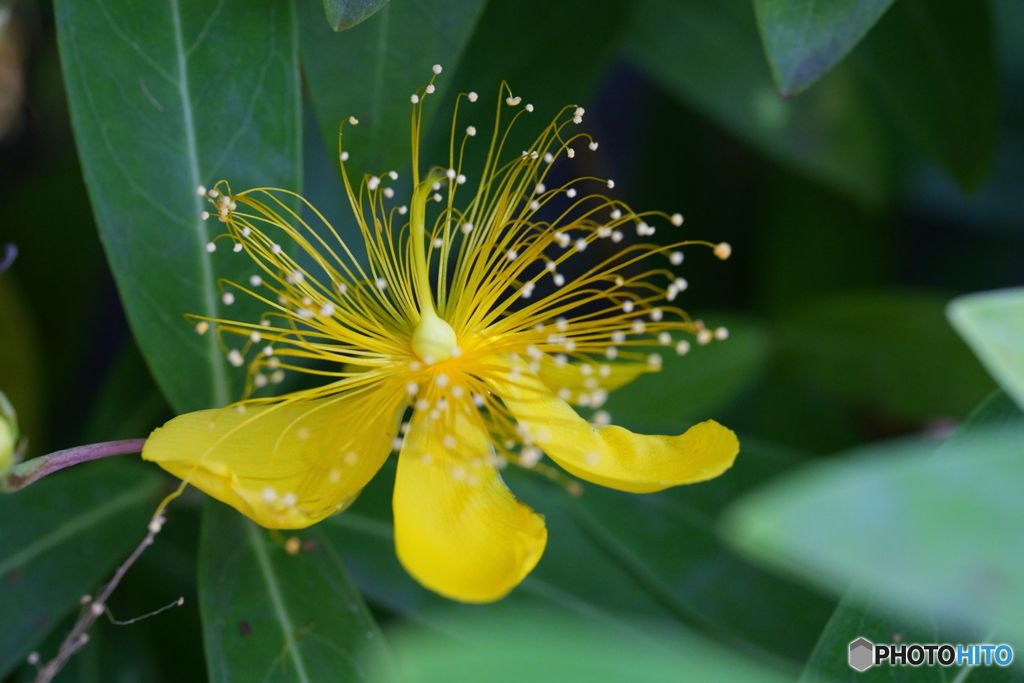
[
  {"x1": 536, "y1": 355, "x2": 653, "y2": 405},
  {"x1": 489, "y1": 355, "x2": 738, "y2": 493},
  {"x1": 393, "y1": 397, "x2": 547, "y2": 603},
  {"x1": 143, "y1": 382, "x2": 406, "y2": 529}
]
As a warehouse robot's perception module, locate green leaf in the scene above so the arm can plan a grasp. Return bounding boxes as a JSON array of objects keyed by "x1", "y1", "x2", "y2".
[
  {"x1": 322, "y1": 437, "x2": 834, "y2": 666},
  {"x1": 54, "y1": 0, "x2": 303, "y2": 413},
  {"x1": 625, "y1": 0, "x2": 890, "y2": 205},
  {"x1": 372, "y1": 609, "x2": 793, "y2": 683},
  {"x1": 778, "y1": 290, "x2": 996, "y2": 420},
  {"x1": 602, "y1": 314, "x2": 770, "y2": 434},
  {"x1": 0, "y1": 461, "x2": 162, "y2": 678},
  {"x1": 322, "y1": 0, "x2": 390, "y2": 31},
  {"x1": 948, "y1": 288, "x2": 1024, "y2": 412},
  {"x1": 299, "y1": 0, "x2": 488, "y2": 177},
  {"x1": 798, "y1": 590, "x2": 1024, "y2": 683},
  {"x1": 198, "y1": 500, "x2": 393, "y2": 683},
  {"x1": 753, "y1": 0, "x2": 896, "y2": 96},
  {"x1": 723, "y1": 390, "x2": 1024, "y2": 647},
  {"x1": 852, "y1": 0, "x2": 999, "y2": 192}
]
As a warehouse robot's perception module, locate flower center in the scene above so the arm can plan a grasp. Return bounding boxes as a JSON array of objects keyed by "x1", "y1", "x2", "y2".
[{"x1": 409, "y1": 168, "x2": 457, "y2": 364}]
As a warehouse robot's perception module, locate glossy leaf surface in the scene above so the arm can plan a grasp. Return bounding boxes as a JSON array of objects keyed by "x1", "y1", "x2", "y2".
[
  {"x1": 199, "y1": 500, "x2": 392, "y2": 683},
  {"x1": 54, "y1": 0, "x2": 302, "y2": 413},
  {"x1": 753, "y1": 0, "x2": 895, "y2": 95}
]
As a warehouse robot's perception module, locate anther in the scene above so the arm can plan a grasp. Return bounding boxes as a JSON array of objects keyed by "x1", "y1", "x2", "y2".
[
  {"x1": 195, "y1": 321, "x2": 209, "y2": 334},
  {"x1": 566, "y1": 188, "x2": 577, "y2": 198},
  {"x1": 221, "y1": 292, "x2": 235, "y2": 305},
  {"x1": 461, "y1": 222, "x2": 473, "y2": 234},
  {"x1": 468, "y1": 92, "x2": 478, "y2": 102},
  {"x1": 389, "y1": 171, "x2": 399, "y2": 179},
  {"x1": 658, "y1": 331, "x2": 672, "y2": 345},
  {"x1": 233, "y1": 243, "x2": 243, "y2": 252},
  {"x1": 227, "y1": 349, "x2": 244, "y2": 367},
  {"x1": 589, "y1": 141, "x2": 599, "y2": 151},
  {"x1": 348, "y1": 116, "x2": 359, "y2": 125},
  {"x1": 506, "y1": 96, "x2": 521, "y2": 106},
  {"x1": 341, "y1": 151, "x2": 350, "y2": 161},
  {"x1": 466, "y1": 125, "x2": 477, "y2": 136},
  {"x1": 715, "y1": 326, "x2": 729, "y2": 340},
  {"x1": 647, "y1": 354, "x2": 662, "y2": 367},
  {"x1": 697, "y1": 329, "x2": 713, "y2": 345},
  {"x1": 383, "y1": 187, "x2": 395, "y2": 198},
  {"x1": 670, "y1": 251, "x2": 684, "y2": 265},
  {"x1": 319, "y1": 303, "x2": 335, "y2": 317},
  {"x1": 714, "y1": 242, "x2": 732, "y2": 260},
  {"x1": 368, "y1": 176, "x2": 380, "y2": 191},
  {"x1": 206, "y1": 242, "x2": 216, "y2": 253},
  {"x1": 196, "y1": 185, "x2": 207, "y2": 196},
  {"x1": 432, "y1": 64, "x2": 442, "y2": 74},
  {"x1": 200, "y1": 211, "x2": 210, "y2": 220},
  {"x1": 566, "y1": 148, "x2": 575, "y2": 158},
  {"x1": 607, "y1": 179, "x2": 615, "y2": 189},
  {"x1": 249, "y1": 331, "x2": 261, "y2": 343},
  {"x1": 425, "y1": 84, "x2": 435, "y2": 94},
  {"x1": 544, "y1": 152, "x2": 554, "y2": 163}
]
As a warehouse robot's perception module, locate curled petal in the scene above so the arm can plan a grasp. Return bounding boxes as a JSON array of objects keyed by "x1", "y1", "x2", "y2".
[
  {"x1": 394, "y1": 398, "x2": 547, "y2": 603},
  {"x1": 488, "y1": 355, "x2": 738, "y2": 493},
  {"x1": 143, "y1": 383, "x2": 406, "y2": 528}
]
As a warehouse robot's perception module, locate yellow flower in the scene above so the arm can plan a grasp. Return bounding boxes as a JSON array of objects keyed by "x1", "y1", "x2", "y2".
[{"x1": 143, "y1": 68, "x2": 739, "y2": 603}]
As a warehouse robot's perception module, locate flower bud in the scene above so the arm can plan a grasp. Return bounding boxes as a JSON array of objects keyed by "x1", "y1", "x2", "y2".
[{"x1": 0, "y1": 391, "x2": 21, "y2": 477}]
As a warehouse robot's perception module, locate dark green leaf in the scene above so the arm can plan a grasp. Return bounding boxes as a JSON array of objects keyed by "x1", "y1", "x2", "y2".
[
  {"x1": 753, "y1": 0, "x2": 896, "y2": 96},
  {"x1": 602, "y1": 314, "x2": 770, "y2": 433},
  {"x1": 299, "y1": 0, "x2": 488, "y2": 176},
  {"x1": 372, "y1": 608, "x2": 793, "y2": 683},
  {"x1": 322, "y1": 0, "x2": 390, "y2": 31},
  {"x1": 198, "y1": 500, "x2": 392, "y2": 683},
  {"x1": 948, "y1": 287, "x2": 1024, "y2": 411},
  {"x1": 799, "y1": 590, "x2": 1024, "y2": 683},
  {"x1": 625, "y1": 0, "x2": 890, "y2": 205},
  {"x1": 322, "y1": 436, "x2": 834, "y2": 666},
  {"x1": 0, "y1": 461, "x2": 162, "y2": 678},
  {"x1": 54, "y1": 0, "x2": 302, "y2": 413},
  {"x1": 778, "y1": 290, "x2": 995, "y2": 420},
  {"x1": 723, "y1": 390, "x2": 1024, "y2": 647},
  {"x1": 852, "y1": 0, "x2": 999, "y2": 192}
]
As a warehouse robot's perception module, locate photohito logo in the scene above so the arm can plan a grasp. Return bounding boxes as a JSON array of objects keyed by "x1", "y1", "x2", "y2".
[{"x1": 848, "y1": 638, "x2": 1014, "y2": 671}]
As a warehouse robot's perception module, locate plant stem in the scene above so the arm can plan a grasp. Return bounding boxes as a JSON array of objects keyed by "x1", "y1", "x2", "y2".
[{"x1": 1, "y1": 439, "x2": 147, "y2": 492}]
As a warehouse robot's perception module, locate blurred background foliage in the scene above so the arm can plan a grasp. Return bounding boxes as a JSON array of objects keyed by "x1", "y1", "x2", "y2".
[{"x1": 0, "y1": 0, "x2": 1022, "y2": 680}]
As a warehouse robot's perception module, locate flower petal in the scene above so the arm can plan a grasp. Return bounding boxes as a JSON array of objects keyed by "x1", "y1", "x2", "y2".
[
  {"x1": 393, "y1": 398, "x2": 547, "y2": 603},
  {"x1": 143, "y1": 383, "x2": 406, "y2": 529},
  {"x1": 489, "y1": 355, "x2": 739, "y2": 493},
  {"x1": 535, "y1": 355, "x2": 653, "y2": 406}
]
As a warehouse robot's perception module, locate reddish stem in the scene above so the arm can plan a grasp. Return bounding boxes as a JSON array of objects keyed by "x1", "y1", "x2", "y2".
[{"x1": 1, "y1": 439, "x2": 147, "y2": 492}]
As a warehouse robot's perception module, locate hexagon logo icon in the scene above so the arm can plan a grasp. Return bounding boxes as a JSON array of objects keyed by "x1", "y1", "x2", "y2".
[{"x1": 849, "y1": 637, "x2": 874, "y2": 672}]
